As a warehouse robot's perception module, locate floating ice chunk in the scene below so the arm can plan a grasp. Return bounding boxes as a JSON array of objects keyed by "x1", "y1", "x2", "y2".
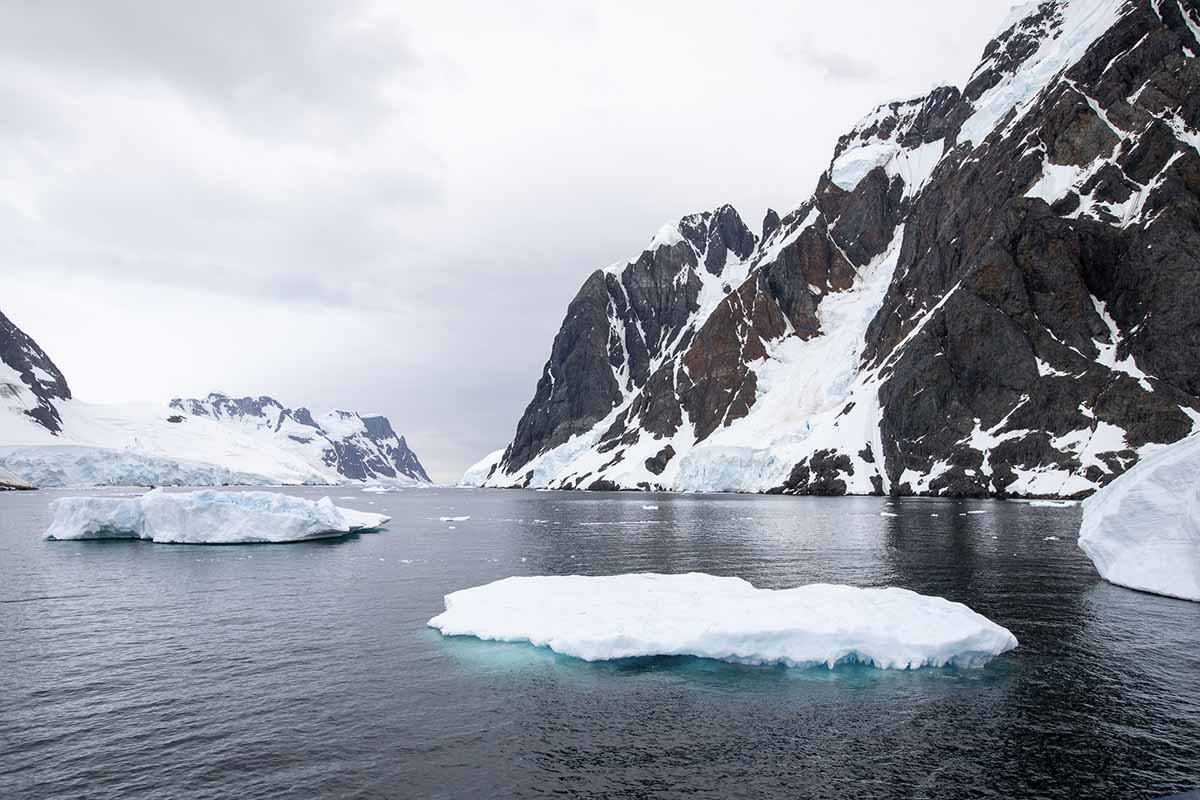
[
  {"x1": 642, "y1": 504, "x2": 659, "y2": 510},
  {"x1": 44, "y1": 489, "x2": 390, "y2": 544},
  {"x1": 1044, "y1": 536, "x2": 1061, "y2": 541},
  {"x1": 1027, "y1": 500, "x2": 1076, "y2": 508},
  {"x1": 1079, "y1": 435, "x2": 1200, "y2": 601},
  {"x1": 880, "y1": 511, "x2": 899, "y2": 518},
  {"x1": 362, "y1": 484, "x2": 407, "y2": 494},
  {"x1": 428, "y1": 573, "x2": 1018, "y2": 669},
  {"x1": 440, "y1": 515, "x2": 470, "y2": 522}
]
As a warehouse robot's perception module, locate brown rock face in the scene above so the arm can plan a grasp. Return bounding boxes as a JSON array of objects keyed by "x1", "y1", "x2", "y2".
[{"x1": 489, "y1": 0, "x2": 1200, "y2": 497}]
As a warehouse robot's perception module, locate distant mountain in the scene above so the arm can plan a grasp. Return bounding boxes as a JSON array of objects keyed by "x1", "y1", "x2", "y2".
[
  {"x1": 472, "y1": 0, "x2": 1200, "y2": 497},
  {"x1": 0, "y1": 317, "x2": 431, "y2": 488},
  {"x1": 168, "y1": 393, "x2": 431, "y2": 484}
]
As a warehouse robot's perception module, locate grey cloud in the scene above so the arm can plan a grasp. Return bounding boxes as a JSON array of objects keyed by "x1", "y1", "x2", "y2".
[
  {"x1": 0, "y1": 0, "x2": 1014, "y2": 480},
  {"x1": 776, "y1": 40, "x2": 881, "y2": 81},
  {"x1": 0, "y1": 0, "x2": 419, "y2": 125}
]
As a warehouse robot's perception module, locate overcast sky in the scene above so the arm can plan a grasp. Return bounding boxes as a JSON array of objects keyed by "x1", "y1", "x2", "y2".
[{"x1": 1, "y1": 0, "x2": 1012, "y2": 481}]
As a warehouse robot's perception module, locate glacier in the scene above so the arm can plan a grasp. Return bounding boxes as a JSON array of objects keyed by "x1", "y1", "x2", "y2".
[
  {"x1": 44, "y1": 489, "x2": 391, "y2": 544},
  {"x1": 0, "y1": 392, "x2": 431, "y2": 488},
  {"x1": 428, "y1": 573, "x2": 1019, "y2": 670},
  {"x1": 1078, "y1": 436, "x2": 1200, "y2": 602},
  {"x1": 459, "y1": 449, "x2": 504, "y2": 487}
]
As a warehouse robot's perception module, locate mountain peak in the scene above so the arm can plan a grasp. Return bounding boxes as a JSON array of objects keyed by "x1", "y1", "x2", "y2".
[{"x1": 475, "y1": 0, "x2": 1200, "y2": 498}]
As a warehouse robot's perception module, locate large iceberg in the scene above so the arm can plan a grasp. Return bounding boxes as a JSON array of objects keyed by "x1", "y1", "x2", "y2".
[
  {"x1": 428, "y1": 573, "x2": 1018, "y2": 669},
  {"x1": 1078, "y1": 435, "x2": 1200, "y2": 602},
  {"x1": 44, "y1": 489, "x2": 390, "y2": 544}
]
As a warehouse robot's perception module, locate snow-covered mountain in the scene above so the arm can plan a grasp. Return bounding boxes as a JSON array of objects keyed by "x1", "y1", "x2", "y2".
[
  {"x1": 472, "y1": 0, "x2": 1200, "y2": 497},
  {"x1": 0, "y1": 313, "x2": 431, "y2": 488}
]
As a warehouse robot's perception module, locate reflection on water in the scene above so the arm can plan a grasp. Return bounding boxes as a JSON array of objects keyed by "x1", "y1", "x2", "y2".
[{"x1": 1, "y1": 487, "x2": 1197, "y2": 799}]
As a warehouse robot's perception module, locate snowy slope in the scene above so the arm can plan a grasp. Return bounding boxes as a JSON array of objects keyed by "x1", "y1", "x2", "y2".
[
  {"x1": 473, "y1": 0, "x2": 1200, "y2": 497},
  {"x1": 0, "y1": 392, "x2": 432, "y2": 488},
  {"x1": 0, "y1": 313, "x2": 432, "y2": 488}
]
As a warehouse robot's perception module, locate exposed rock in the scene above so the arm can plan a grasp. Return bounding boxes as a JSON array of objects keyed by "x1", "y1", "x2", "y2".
[
  {"x1": 0, "y1": 310, "x2": 71, "y2": 433},
  {"x1": 476, "y1": 0, "x2": 1200, "y2": 498}
]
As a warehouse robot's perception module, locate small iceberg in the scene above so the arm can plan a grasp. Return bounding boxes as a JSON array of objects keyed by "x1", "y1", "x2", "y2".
[
  {"x1": 1079, "y1": 435, "x2": 1200, "y2": 602},
  {"x1": 440, "y1": 515, "x2": 470, "y2": 522},
  {"x1": 1026, "y1": 499, "x2": 1076, "y2": 508},
  {"x1": 44, "y1": 489, "x2": 390, "y2": 544},
  {"x1": 428, "y1": 573, "x2": 1018, "y2": 669},
  {"x1": 642, "y1": 504, "x2": 659, "y2": 510}
]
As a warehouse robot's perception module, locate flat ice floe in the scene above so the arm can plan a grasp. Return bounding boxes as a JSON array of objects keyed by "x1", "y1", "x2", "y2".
[
  {"x1": 1079, "y1": 435, "x2": 1200, "y2": 602},
  {"x1": 44, "y1": 489, "x2": 390, "y2": 544},
  {"x1": 428, "y1": 573, "x2": 1018, "y2": 669}
]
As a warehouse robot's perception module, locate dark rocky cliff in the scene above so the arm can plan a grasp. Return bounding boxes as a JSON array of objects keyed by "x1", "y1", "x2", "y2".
[
  {"x1": 482, "y1": 0, "x2": 1200, "y2": 497},
  {"x1": 0, "y1": 310, "x2": 71, "y2": 434}
]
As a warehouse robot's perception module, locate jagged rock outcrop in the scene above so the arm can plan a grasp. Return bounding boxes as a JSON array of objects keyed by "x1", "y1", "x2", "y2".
[
  {"x1": 169, "y1": 393, "x2": 432, "y2": 484},
  {"x1": 476, "y1": 0, "x2": 1200, "y2": 498},
  {"x1": 0, "y1": 310, "x2": 71, "y2": 434}
]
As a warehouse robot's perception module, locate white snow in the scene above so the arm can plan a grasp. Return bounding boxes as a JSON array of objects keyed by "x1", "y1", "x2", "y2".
[
  {"x1": 887, "y1": 138, "x2": 945, "y2": 199},
  {"x1": 0, "y1": 463, "x2": 33, "y2": 488},
  {"x1": 44, "y1": 489, "x2": 391, "y2": 544},
  {"x1": 828, "y1": 128, "x2": 943, "y2": 198},
  {"x1": 830, "y1": 141, "x2": 897, "y2": 192},
  {"x1": 1090, "y1": 297, "x2": 1154, "y2": 391},
  {"x1": 428, "y1": 573, "x2": 1019, "y2": 669},
  {"x1": 0, "y1": 445, "x2": 276, "y2": 488},
  {"x1": 1078, "y1": 434, "x2": 1200, "y2": 601},
  {"x1": 0, "y1": 394, "x2": 427, "y2": 489},
  {"x1": 460, "y1": 449, "x2": 504, "y2": 487},
  {"x1": 960, "y1": 0, "x2": 1128, "y2": 147},
  {"x1": 647, "y1": 221, "x2": 684, "y2": 250},
  {"x1": 672, "y1": 227, "x2": 909, "y2": 494},
  {"x1": 1025, "y1": 161, "x2": 1088, "y2": 203}
]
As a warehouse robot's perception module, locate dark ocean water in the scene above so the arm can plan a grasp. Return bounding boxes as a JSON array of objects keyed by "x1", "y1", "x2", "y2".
[{"x1": 1, "y1": 487, "x2": 1198, "y2": 799}]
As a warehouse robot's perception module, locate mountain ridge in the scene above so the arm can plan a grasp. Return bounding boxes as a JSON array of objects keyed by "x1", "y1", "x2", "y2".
[
  {"x1": 471, "y1": 0, "x2": 1200, "y2": 497},
  {"x1": 0, "y1": 319, "x2": 431, "y2": 487}
]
